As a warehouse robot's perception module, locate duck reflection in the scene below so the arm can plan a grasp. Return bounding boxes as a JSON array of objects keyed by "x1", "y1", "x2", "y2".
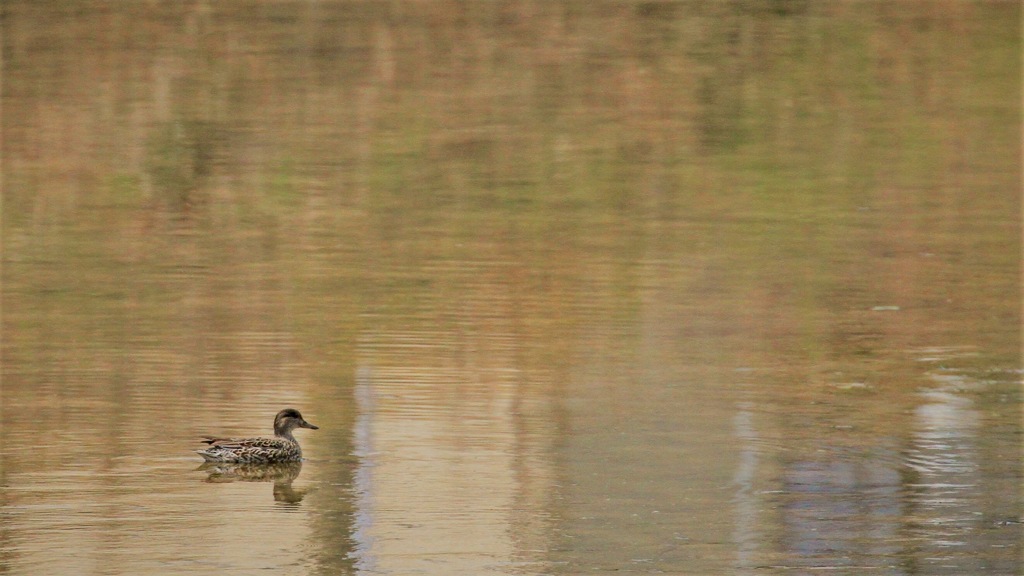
[{"x1": 197, "y1": 460, "x2": 307, "y2": 504}]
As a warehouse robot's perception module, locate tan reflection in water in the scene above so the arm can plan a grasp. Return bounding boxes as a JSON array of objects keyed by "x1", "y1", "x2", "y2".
[{"x1": 351, "y1": 326, "x2": 556, "y2": 574}]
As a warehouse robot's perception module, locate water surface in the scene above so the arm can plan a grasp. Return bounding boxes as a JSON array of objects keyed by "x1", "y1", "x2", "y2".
[{"x1": 2, "y1": 2, "x2": 1021, "y2": 575}]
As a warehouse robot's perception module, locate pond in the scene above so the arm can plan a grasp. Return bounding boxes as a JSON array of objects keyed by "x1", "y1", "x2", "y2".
[{"x1": 2, "y1": 2, "x2": 1020, "y2": 575}]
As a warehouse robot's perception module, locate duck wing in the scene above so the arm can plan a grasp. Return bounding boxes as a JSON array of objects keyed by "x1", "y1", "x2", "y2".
[
  {"x1": 200, "y1": 436, "x2": 288, "y2": 449},
  {"x1": 196, "y1": 436, "x2": 300, "y2": 463}
]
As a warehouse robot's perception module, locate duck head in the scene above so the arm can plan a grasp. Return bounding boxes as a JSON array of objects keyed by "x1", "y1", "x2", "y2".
[{"x1": 273, "y1": 408, "x2": 319, "y2": 437}]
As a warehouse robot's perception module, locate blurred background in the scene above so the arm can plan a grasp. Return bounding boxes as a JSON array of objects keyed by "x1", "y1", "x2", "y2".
[{"x1": 2, "y1": 1, "x2": 1020, "y2": 575}]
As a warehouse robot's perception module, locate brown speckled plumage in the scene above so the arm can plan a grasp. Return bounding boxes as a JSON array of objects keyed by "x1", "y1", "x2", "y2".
[{"x1": 196, "y1": 408, "x2": 318, "y2": 463}]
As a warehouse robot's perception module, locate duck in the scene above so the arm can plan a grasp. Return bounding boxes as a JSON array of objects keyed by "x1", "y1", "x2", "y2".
[{"x1": 196, "y1": 408, "x2": 318, "y2": 463}]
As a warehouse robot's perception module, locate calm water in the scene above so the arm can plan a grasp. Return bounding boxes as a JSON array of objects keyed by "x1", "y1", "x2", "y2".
[{"x1": 2, "y1": 2, "x2": 1021, "y2": 575}]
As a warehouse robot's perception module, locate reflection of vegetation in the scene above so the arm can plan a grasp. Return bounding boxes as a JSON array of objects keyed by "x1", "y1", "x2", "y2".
[
  {"x1": 263, "y1": 158, "x2": 301, "y2": 209},
  {"x1": 146, "y1": 119, "x2": 218, "y2": 213},
  {"x1": 3, "y1": 0, "x2": 1017, "y2": 387},
  {"x1": 3, "y1": 1, "x2": 1017, "y2": 374},
  {"x1": 104, "y1": 173, "x2": 145, "y2": 207}
]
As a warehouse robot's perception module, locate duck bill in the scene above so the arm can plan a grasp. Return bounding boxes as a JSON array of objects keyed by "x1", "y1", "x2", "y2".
[{"x1": 300, "y1": 420, "x2": 319, "y2": 430}]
